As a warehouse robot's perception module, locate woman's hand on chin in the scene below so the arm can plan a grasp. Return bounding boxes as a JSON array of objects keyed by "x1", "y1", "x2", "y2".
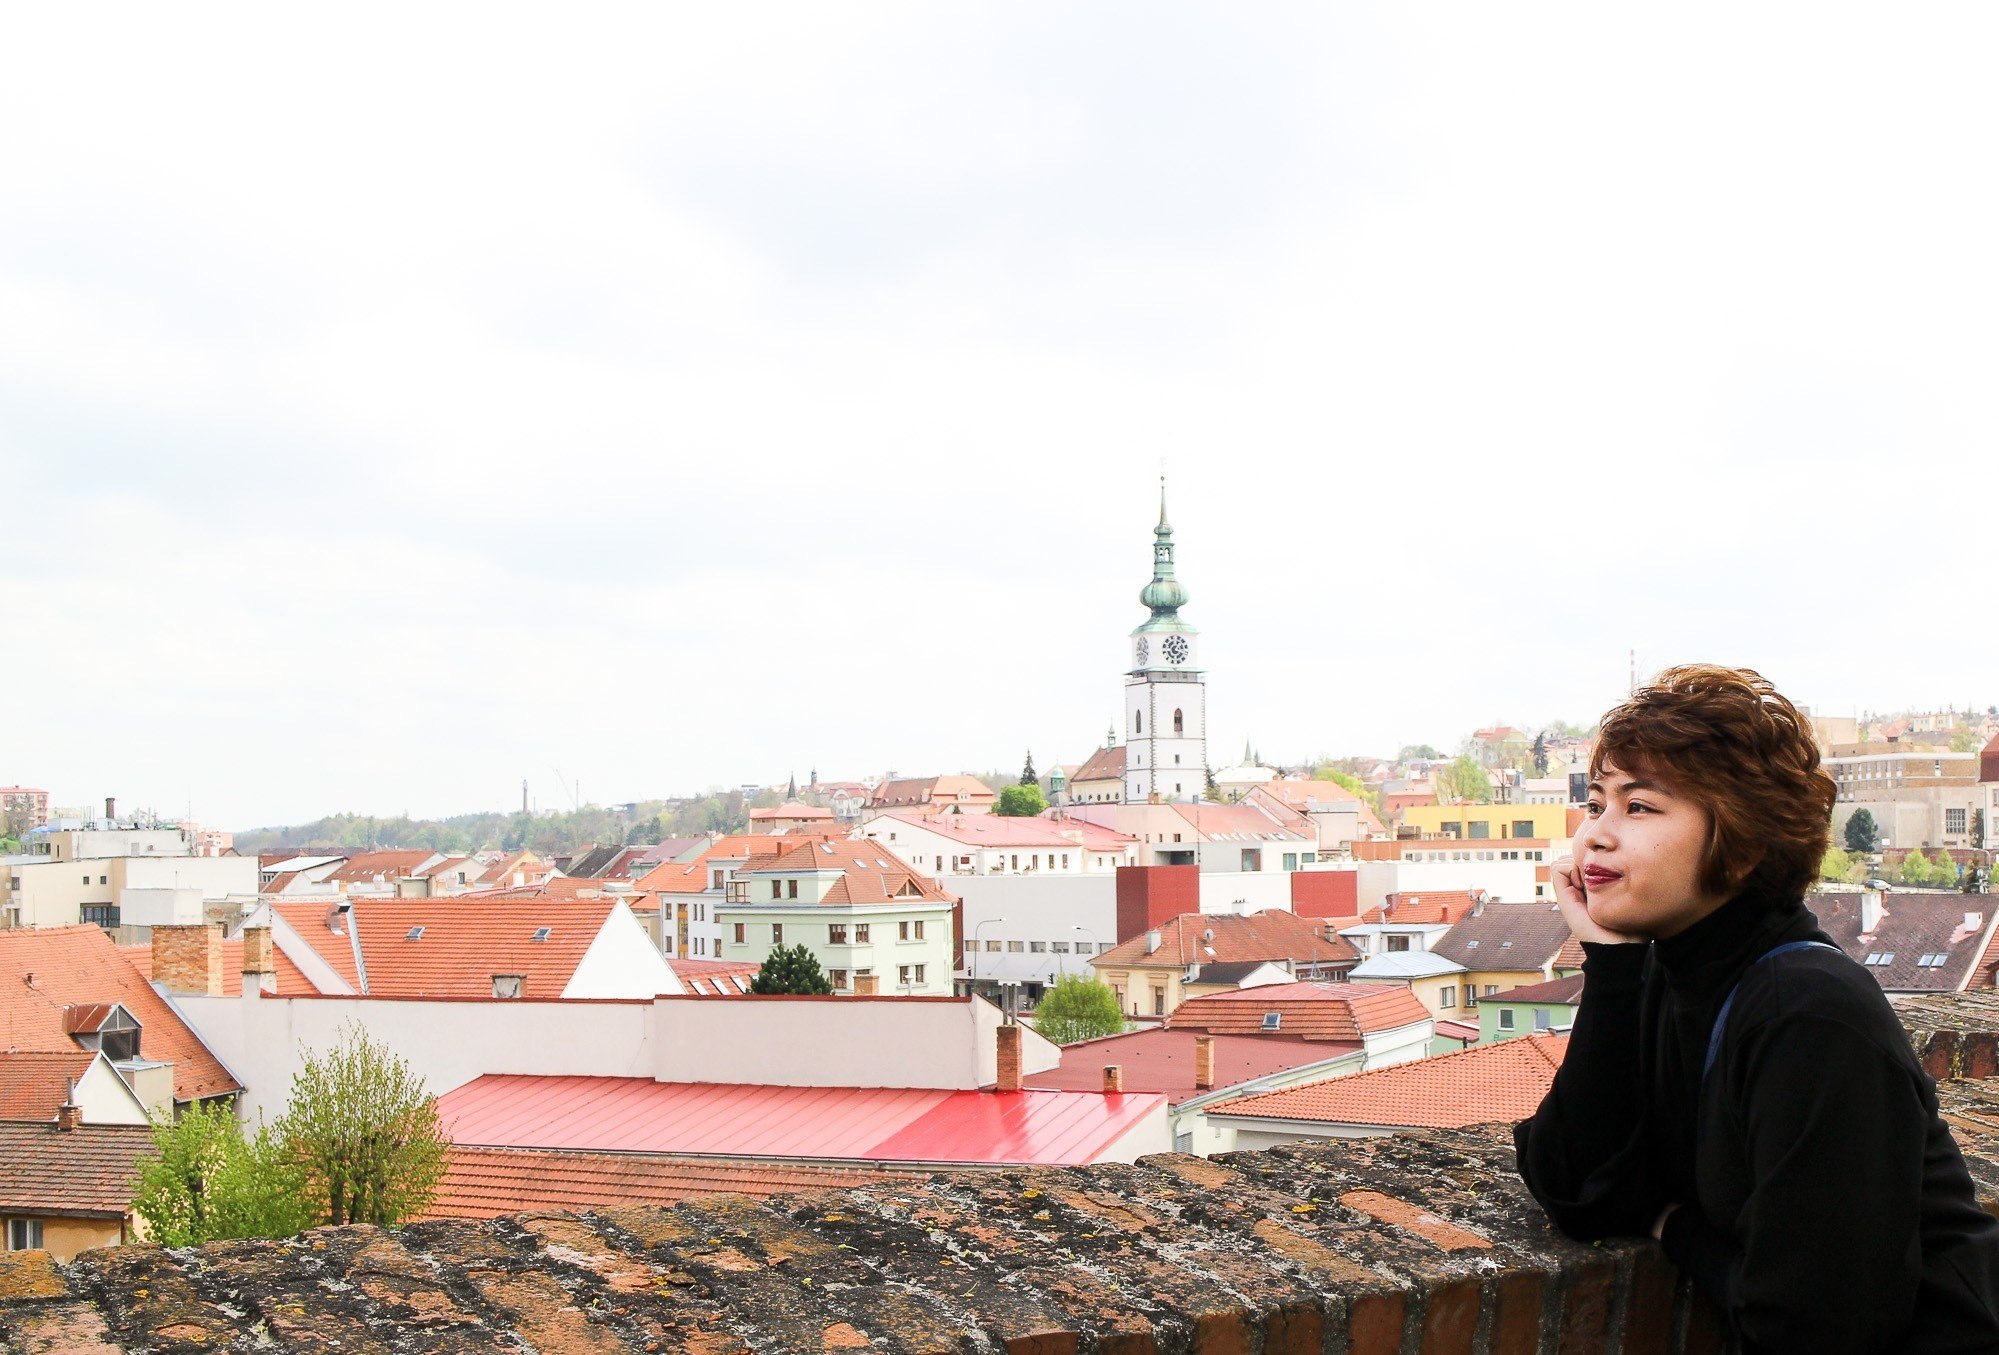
[{"x1": 1551, "y1": 855, "x2": 1644, "y2": 945}]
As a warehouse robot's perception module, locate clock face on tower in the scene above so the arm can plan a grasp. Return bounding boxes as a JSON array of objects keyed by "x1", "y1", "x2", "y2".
[
  {"x1": 1163, "y1": 635, "x2": 1190, "y2": 665},
  {"x1": 1134, "y1": 637, "x2": 1149, "y2": 666}
]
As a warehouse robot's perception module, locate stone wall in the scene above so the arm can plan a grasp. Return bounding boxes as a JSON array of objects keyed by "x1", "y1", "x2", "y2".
[{"x1": 7, "y1": 993, "x2": 1999, "y2": 1353}]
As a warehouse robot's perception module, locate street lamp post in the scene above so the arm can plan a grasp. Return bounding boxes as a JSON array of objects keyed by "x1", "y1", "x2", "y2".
[{"x1": 1072, "y1": 924, "x2": 1099, "y2": 984}]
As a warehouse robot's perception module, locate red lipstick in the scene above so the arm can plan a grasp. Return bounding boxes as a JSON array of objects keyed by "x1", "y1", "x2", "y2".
[{"x1": 1582, "y1": 865, "x2": 1622, "y2": 888}]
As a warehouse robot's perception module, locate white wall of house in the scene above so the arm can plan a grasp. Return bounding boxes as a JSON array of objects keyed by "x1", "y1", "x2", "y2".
[
  {"x1": 563, "y1": 902, "x2": 686, "y2": 997},
  {"x1": 951, "y1": 875, "x2": 1119, "y2": 986},
  {"x1": 1354, "y1": 859, "x2": 1536, "y2": 908},
  {"x1": 719, "y1": 901, "x2": 957, "y2": 995},
  {"x1": 174, "y1": 990, "x2": 1059, "y2": 1120},
  {"x1": 1360, "y1": 1019, "x2": 1435, "y2": 1068},
  {"x1": 76, "y1": 1054, "x2": 151, "y2": 1125},
  {"x1": 649, "y1": 995, "x2": 1058, "y2": 1090},
  {"x1": 1195, "y1": 871, "x2": 1297, "y2": 915}
]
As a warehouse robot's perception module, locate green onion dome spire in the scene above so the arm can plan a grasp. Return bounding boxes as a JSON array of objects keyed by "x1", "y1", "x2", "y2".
[{"x1": 1139, "y1": 477, "x2": 1188, "y2": 616}]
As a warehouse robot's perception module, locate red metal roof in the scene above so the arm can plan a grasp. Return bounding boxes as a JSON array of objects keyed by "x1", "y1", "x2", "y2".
[{"x1": 437, "y1": 1074, "x2": 1162, "y2": 1167}]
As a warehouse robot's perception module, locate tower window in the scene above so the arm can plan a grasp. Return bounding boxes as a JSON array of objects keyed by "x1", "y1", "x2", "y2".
[
  {"x1": 1174, "y1": 708, "x2": 1184, "y2": 734},
  {"x1": 1134, "y1": 711, "x2": 1142, "y2": 734}
]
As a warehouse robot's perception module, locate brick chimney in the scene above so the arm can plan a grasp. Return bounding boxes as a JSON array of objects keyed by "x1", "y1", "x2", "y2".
[
  {"x1": 56, "y1": 1079, "x2": 80, "y2": 1132},
  {"x1": 1194, "y1": 1035, "x2": 1215, "y2": 1091},
  {"x1": 104, "y1": 796, "x2": 116, "y2": 823},
  {"x1": 854, "y1": 973, "x2": 879, "y2": 997},
  {"x1": 241, "y1": 926, "x2": 276, "y2": 994},
  {"x1": 1101, "y1": 1064, "x2": 1123, "y2": 1093},
  {"x1": 996, "y1": 1023, "x2": 1021, "y2": 1093},
  {"x1": 152, "y1": 923, "x2": 224, "y2": 997}
]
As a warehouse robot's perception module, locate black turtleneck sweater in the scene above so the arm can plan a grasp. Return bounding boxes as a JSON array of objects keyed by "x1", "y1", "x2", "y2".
[{"x1": 1513, "y1": 887, "x2": 1999, "y2": 1353}]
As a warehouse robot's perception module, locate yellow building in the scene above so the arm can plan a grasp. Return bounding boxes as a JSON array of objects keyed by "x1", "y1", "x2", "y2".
[{"x1": 1401, "y1": 803, "x2": 1571, "y2": 844}]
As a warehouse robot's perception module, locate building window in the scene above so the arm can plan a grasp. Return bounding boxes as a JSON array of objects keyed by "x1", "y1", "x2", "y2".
[
  {"x1": 1386, "y1": 934, "x2": 1411, "y2": 953},
  {"x1": 1061, "y1": 854, "x2": 1069, "y2": 869},
  {"x1": 898, "y1": 965, "x2": 912, "y2": 986},
  {"x1": 1074, "y1": 942, "x2": 1094, "y2": 955},
  {"x1": 1513, "y1": 821, "x2": 1534, "y2": 838},
  {"x1": 1498, "y1": 1008, "x2": 1516, "y2": 1030},
  {"x1": 1173, "y1": 708, "x2": 1184, "y2": 734},
  {"x1": 913, "y1": 920, "x2": 924, "y2": 940},
  {"x1": 963, "y1": 940, "x2": 976, "y2": 954},
  {"x1": 1282, "y1": 853, "x2": 1298, "y2": 871},
  {"x1": 829, "y1": 968, "x2": 849, "y2": 989},
  {"x1": 1134, "y1": 711, "x2": 1142, "y2": 734},
  {"x1": 1007, "y1": 940, "x2": 1025, "y2": 953},
  {"x1": 854, "y1": 923, "x2": 870, "y2": 942},
  {"x1": 1152, "y1": 987, "x2": 1166, "y2": 1016},
  {"x1": 914, "y1": 964, "x2": 926, "y2": 984},
  {"x1": 769, "y1": 881, "x2": 782, "y2": 899},
  {"x1": 1468, "y1": 822, "x2": 1491, "y2": 840},
  {"x1": 6, "y1": 1220, "x2": 43, "y2": 1251},
  {"x1": 1051, "y1": 941, "x2": 1071, "y2": 953},
  {"x1": 985, "y1": 939, "x2": 1002, "y2": 952},
  {"x1": 829, "y1": 924, "x2": 848, "y2": 945},
  {"x1": 1946, "y1": 809, "x2": 1969, "y2": 835},
  {"x1": 1439, "y1": 985, "x2": 1456, "y2": 1008},
  {"x1": 1029, "y1": 941, "x2": 1046, "y2": 953},
  {"x1": 491, "y1": 974, "x2": 524, "y2": 999},
  {"x1": 787, "y1": 880, "x2": 799, "y2": 899},
  {"x1": 771, "y1": 924, "x2": 783, "y2": 944},
  {"x1": 1533, "y1": 1008, "x2": 1552, "y2": 1031},
  {"x1": 733, "y1": 923, "x2": 745, "y2": 943}
]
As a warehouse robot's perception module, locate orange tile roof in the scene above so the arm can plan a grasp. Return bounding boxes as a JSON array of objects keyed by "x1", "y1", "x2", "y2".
[
  {"x1": 0, "y1": 1051, "x2": 100, "y2": 1120},
  {"x1": 474, "y1": 851, "x2": 549, "y2": 886},
  {"x1": 423, "y1": 1147, "x2": 913, "y2": 1220},
  {"x1": 738, "y1": 840, "x2": 956, "y2": 907},
  {"x1": 1168, "y1": 802, "x2": 1309, "y2": 842},
  {"x1": 0, "y1": 1121, "x2": 155, "y2": 1220},
  {"x1": 273, "y1": 899, "x2": 625, "y2": 999},
  {"x1": 326, "y1": 850, "x2": 438, "y2": 884},
  {"x1": 1353, "y1": 891, "x2": 1483, "y2": 926},
  {"x1": 749, "y1": 803, "x2": 835, "y2": 820},
  {"x1": 867, "y1": 775, "x2": 996, "y2": 808},
  {"x1": 665, "y1": 959, "x2": 761, "y2": 998},
  {"x1": 1093, "y1": 911, "x2": 1358, "y2": 970},
  {"x1": 1551, "y1": 934, "x2": 1587, "y2": 972},
  {"x1": 1073, "y1": 745, "x2": 1127, "y2": 783},
  {"x1": 632, "y1": 835, "x2": 834, "y2": 895},
  {"x1": 0, "y1": 926, "x2": 240, "y2": 1103},
  {"x1": 1208, "y1": 1033, "x2": 1565, "y2": 1128},
  {"x1": 1164, "y1": 982, "x2": 1431, "y2": 1041}
]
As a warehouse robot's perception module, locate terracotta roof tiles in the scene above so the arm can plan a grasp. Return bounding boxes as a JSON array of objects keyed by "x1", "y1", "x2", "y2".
[
  {"x1": 0, "y1": 926, "x2": 239, "y2": 1103},
  {"x1": 1208, "y1": 1033, "x2": 1568, "y2": 1128},
  {"x1": 272, "y1": 898, "x2": 632, "y2": 999},
  {"x1": 0, "y1": 1052, "x2": 100, "y2": 1121},
  {"x1": 0, "y1": 1121, "x2": 153, "y2": 1219},
  {"x1": 424, "y1": 1147, "x2": 913, "y2": 1220},
  {"x1": 1164, "y1": 982, "x2": 1431, "y2": 1041},
  {"x1": 1092, "y1": 910, "x2": 1357, "y2": 970}
]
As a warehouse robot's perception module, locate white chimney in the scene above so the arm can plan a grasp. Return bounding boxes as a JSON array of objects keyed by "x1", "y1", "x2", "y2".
[
  {"x1": 1860, "y1": 890, "x2": 1884, "y2": 934},
  {"x1": 1144, "y1": 929, "x2": 1162, "y2": 955}
]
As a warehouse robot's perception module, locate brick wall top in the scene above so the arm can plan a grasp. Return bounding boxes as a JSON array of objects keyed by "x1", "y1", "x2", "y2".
[{"x1": 7, "y1": 993, "x2": 1999, "y2": 1352}]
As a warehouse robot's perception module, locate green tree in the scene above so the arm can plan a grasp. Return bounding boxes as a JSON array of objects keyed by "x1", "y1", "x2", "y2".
[
  {"x1": 1896, "y1": 848, "x2": 1941, "y2": 888},
  {"x1": 1973, "y1": 809, "x2": 1986, "y2": 852},
  {"x1": 1819, "y1": 846, "x2": 1855, "y2": 883},
  {"x1": 132, "y1": 1101, "x2": 316, "y2": 1246},
  {"x1": 1397, "y1": 744, "x2": 1441, "y2": 762},
  {"x1": 1843, "y1": 809, "x2": 1878, "y2": 855},
  {"x1": 1020, "y1": 751, "x2": 1038, "y2": 786},
  {"x1": 749, "y1": 943, "x2": 834, "y2": 995},
  {"x1": 275, "y1": 1023, "x2": 448, "y2": 1228},
  {"x1": 1434, "y1": 755, "x2": 1492, "y2": 805},
  {"x1": 1031, "y1": 974, "x2": 1126, "y2": 1044},
  {"x1": 996, "y1": 784, "x2": 1048, "y2": 817},
  {"x1": 1531, "y1": 732, "x2": 1550, "y2": 775}
]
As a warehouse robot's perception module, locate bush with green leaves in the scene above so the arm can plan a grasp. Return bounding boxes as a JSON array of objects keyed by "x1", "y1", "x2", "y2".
[
  {"x1": 996, "y1": 784, "x2": 1047, "y2": 817},
  {"x1": 133, "y1": 1100, "x2": 317, "y2": 1246},
  {"x1": 749, "y1": 943, "x2": 835, "y2": 995},
  {"x1": 275, "y1": 1023, "x2": 449, "y2": 1228},
  {"x1": 1031, "y1": 974, "x2": 1126, "y2": 1044}
]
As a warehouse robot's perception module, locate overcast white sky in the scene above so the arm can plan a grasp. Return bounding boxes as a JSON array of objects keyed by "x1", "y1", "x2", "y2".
[{"x1": 3, "y1": 5, "x2": 1993, "y2": 829}]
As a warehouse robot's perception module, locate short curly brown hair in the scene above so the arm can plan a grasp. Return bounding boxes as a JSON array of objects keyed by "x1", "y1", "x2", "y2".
[{"x1": 1590, "y1": 664, "x2": 1835, "y2": 903}]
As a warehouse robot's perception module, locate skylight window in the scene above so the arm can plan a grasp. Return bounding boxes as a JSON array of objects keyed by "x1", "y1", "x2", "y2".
[
  {"x1": 531, "y1": 927, "x2": 552, "y2": 943},
  {"x1": 405, "y1": 926, "x2": 424, "y2": 941},
  {"x1": 1261, "y1": 1012, "x2": 1282, "y2": 1032},
  {"x1": 1464, "y1": 940, "x2": 1479, "y2": 949}
]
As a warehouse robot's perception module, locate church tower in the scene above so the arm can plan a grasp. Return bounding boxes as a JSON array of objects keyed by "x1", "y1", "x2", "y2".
[{"x1": 1124, "y1": 482, "x2": 1207, "y2": 802}]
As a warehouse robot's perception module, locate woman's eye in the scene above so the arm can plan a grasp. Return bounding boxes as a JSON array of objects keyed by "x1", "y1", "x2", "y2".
[
  {"x1": 1585, "y1": 802, "x2": 1603, "y2": 816},
  {"x1": 1627, "y1": 802, "x2": 1653, "y2": 814}
]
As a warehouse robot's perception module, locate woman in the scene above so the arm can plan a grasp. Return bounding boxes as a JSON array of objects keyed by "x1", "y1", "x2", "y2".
[{"x1": 1514, "y1": 664, "x2": 1999, "y2": 1352}]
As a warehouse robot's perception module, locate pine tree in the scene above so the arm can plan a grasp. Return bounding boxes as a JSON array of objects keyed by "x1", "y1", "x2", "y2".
[
  {"x1": 1844, "y1": 809, "x2": 1878, "y2": 855},
  {"x1": 1020, "y1": 751, "x2": 1038, "y2": 786},
  {"x1": 749, "y1": 943, "x2": 835, "y2": 995},
  {"x1": 1531, "y1": 731, "x2": 1550, "y2": 775}
]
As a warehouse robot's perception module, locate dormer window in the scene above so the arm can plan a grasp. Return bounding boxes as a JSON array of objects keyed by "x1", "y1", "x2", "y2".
[
  {"x1": 491, "y1": 974, "x2": 524, "y2": 999},
  {"x1": 64, "y1": 1003, "x2": 140, "y2": 1063}
]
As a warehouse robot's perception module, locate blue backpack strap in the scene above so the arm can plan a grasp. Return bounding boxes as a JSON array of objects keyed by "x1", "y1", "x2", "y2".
[{"x1": 1702, "y1": 940, "x2": 1843, "y2": 1080}]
